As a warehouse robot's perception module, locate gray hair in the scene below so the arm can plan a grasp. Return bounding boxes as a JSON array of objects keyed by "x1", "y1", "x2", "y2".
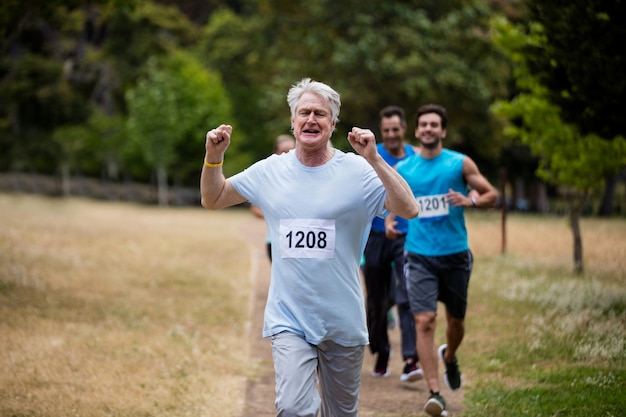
[{"x1": 287, "y1": 78, "x2": 341, "y2": 125}]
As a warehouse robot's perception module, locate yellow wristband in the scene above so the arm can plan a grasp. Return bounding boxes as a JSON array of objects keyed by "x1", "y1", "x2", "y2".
[{"x1": 204, "y1": 158, "x2": 223, "y2": 168}]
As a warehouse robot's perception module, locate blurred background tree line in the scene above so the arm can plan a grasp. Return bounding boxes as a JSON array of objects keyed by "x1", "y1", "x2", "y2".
[{"x1": 1, "y1": 0, "x2": 625, "y2": 213}]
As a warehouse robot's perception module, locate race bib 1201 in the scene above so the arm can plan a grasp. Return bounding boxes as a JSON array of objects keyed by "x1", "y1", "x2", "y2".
[
  {"x1": 279, "y1": 219, "x2": 336, "y2": 259},
  {"x1": 416, "y1": 194, "x2": 449, "y2": 221}
]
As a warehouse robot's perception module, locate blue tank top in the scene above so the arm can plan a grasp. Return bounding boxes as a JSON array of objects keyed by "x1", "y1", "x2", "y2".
[
  {"x1": 396, "y1": 149, "x2": 469, "y2": 256},
  {"x1": 370, "y1": 143, "x2": 415, "y2": 233}
]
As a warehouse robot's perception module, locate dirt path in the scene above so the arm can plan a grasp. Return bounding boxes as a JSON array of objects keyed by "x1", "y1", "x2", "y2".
[{"x1": 239, "y1": 218, "x2": 464, "y2": 417}]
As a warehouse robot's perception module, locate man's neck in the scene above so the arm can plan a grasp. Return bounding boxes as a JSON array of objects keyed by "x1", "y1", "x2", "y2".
[
  {"x1": 296, "y1": 146, "x2": 335, "y2": 167},
  {"x1": 419, "y1": 144, "x2": 443, "y2": 160},
  {"x1": 385, "y1": 143, "x2": 405, "y2": 158}
]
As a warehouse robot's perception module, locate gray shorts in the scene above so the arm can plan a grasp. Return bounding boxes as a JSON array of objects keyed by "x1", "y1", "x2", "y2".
[
  {"x1": 271, "y1": 331, "x2": 364, "y2": 417},
  {"x1": 404, "y1": 250, "x2": 473, "y2": 319}
]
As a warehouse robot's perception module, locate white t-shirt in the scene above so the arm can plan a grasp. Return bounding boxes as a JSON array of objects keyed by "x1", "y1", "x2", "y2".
[{"x1": 230, "y1": 149, "x2": 386, "y2": 346}]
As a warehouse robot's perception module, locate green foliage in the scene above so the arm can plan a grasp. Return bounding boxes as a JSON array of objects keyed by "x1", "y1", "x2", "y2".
[
  {"x1": 297, "y1": 2, "x2": 506, "y2": 148},
  {"x1": 525, "y1": 0, "x2": 626, "y2": 140},
  {"x1": 126, "y1": 50, "x2": 244, "y2": 185},
  {"x1": 2, "y1": 0, "x2": 517, "y2": 191},
  {"x1": 51, "y1": 124, "x2": 91, "y2": 166},
  {"x1": 199, "y1": 1, "x2": 511, "y2": 176},
  {"x1": 0, "y1": 0, "x2": 26, "y2": 47},
  {"x1": 50, "y1": 108, "x2": 135, "y2": 178},
  {"x1": 491, "y1": 17, "x2": 626, "y2": 192},
  {"x1": 100, "y1": 0, "x2": 200, "y2": 109},
  {"x1": 0, "y1": 49, "x2": 92, "y2": 173},
  {"x1": 199, "y1": 8, "x2": 276, "y2": 160},
  {"x1": 126, "y1": 56, "x2": 189, "y2": 168},
  {"x1": 0, "y1": 0, "x2": 217, "y2": 184},
  {"x1": 1, "y1": 53, "x2": 88, "y2": 131},
  {"x1": 82, "y1": 110, "x2": 129, "y2": 178},
  {"x1": 0, "y1": 0, "x2": 107, "y2": 52},
  {"x1": 1, "y1": 2, "x2": 111, "y2": 175}
]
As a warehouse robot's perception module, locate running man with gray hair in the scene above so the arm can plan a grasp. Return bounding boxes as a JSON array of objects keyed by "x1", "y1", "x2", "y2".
[{"x1": 200, "y1": 78, "x2": 419, "y2": 416}]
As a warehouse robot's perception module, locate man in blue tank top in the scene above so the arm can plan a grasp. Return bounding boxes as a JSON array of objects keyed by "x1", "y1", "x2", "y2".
[
  {"x1": 362, "y1": 105, "x2": 423, "y2": 382},
  {"x1": 391, "y1": 104, "x2": 498, "y2": 417}
]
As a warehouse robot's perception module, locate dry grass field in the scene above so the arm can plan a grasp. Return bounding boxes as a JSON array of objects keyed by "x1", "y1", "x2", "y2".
[
  {"x1": 466, "y1": 211, "x2": 626, "y2": 276},
  {"x1": 0, "y1": 194, "x2": 255, "y2": 417},
  {"x1": 1, "y1": 193, "x2": 624, "y2": 416}
]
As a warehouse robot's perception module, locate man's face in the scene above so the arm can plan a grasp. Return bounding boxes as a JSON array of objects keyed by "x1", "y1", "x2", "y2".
[
  {"x1": 291, "y1": 92, "x2": 335, "y2": 149},
  {"x1": 380, "y1": 115, "x2": 406, "y2": 153},
  {"x1": 415, "y1": 112, "x2": 446, "y2": 150}
]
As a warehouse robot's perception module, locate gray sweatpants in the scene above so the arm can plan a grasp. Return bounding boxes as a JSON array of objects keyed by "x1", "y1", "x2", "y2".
[{"x1": 271, "y1": 331, "x2": 365, "y2": 417}]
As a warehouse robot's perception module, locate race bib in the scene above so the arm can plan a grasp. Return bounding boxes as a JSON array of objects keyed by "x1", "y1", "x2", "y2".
[
  {"x1": 416, "y1": 194, "x2": 449, "y2": 221},
  {"x1": 279, "y1": 219, "x2": 336, "y2": 259}
]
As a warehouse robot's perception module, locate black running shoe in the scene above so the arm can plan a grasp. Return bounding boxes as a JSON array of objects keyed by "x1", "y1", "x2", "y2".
[
  {"x1": 424, "y1": 392, "x2": 447, "y2": 416},
  {"x1": 438, "y1": 344, "x2": 461, "y2": 390}
]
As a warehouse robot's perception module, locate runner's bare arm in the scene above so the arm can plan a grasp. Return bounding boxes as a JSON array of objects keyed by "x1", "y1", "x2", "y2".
[
  {"x1": 348, "y1": 127, "x2": 419, "y2": 220},
  {"x1": 458, "y1": 157, "x2": 498, "y2": 208},
  {"x1": 200, "y1": 125, "x2": 246, "y2": 209}
]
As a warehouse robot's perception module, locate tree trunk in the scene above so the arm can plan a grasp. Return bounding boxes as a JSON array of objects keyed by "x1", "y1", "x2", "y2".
[
  {"x1": 597, "y1": 173, "x2": 617, "y2": 216},
  {"x1": 500, "y1": 167, "x2": 507, "y2": 255},
  {"x1": 568, "y1": 191, "x2": 589, "y2": 275},
  {"x1": 102, "y1": 158, "x2": 120, "y2": 201},
  {"x1": 60, "y1": 163, "x2": 71, "y2": 197},
  {"x1": 569, "y1": 209, "x2": 584, "y2": 274},
  {"x1": 156, "y1": 165, "x2": 169, "y2": 206},
  {"x1": 532, "y1": 181, "x2": 548, "y2": 213}
]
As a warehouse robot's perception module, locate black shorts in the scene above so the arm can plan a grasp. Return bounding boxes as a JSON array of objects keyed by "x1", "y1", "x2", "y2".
[{"x1": 405, "y1": 250, "x2": 473, "y2": 319}]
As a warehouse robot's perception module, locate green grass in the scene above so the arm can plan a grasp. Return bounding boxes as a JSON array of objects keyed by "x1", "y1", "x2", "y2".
[
  {"x1": 467, "y1": 367, "x2": 625, "y2": 416},
  {"x1": 461, "y1": 251, "x2": 625, "y2": 417}
]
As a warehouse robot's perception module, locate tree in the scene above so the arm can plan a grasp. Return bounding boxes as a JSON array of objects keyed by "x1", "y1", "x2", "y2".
[
  {"x1": 1, "y1": 0, "x2": 516, "y2": 201},
  {"x1": 51, "y1": 124, "x2": 90, "y2": 196},
  {"x1": 1, "y1": 0, "x2": 217, "y2": 190},
  {"x1": 200, "y1": 1, "x2": 512, "y2": 179},
  {"x1": 525, "y1": 0, "x2": 626, "y2": 141},
  {"x1": 525, "y1": 0, "x2": 626, "y2": 215},
  {"x1": 0, "y1": 9, "x2": 94, "y2": 176},
  {"x1": 491, "y1": 17, "x2": 626, "y2": 274},
  {"x1": 284, "y1": 1, "x2": 507, "y2": 157},
  {"x1": 80, "y1": 110, "x2": 128, "y2": 198},
  {"x1": 198, "y1": 8, "x2": 276, "y2": 161},
  {"x1": 0, "y1": 1, "x2": 129, "y2": 179},
  {"x1": 125, "y1": 51, "x2": 238, "y2": 205}
]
